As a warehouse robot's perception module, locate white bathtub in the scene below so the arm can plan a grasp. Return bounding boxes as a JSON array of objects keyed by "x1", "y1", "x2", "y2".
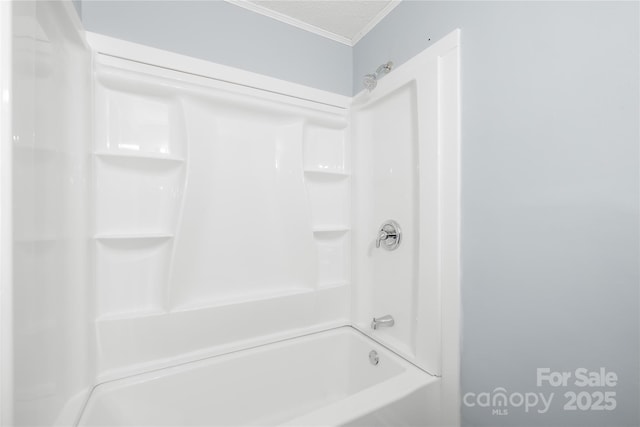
[{"x1": 78, "y1": 327, "x2": 441, "y2": 426}]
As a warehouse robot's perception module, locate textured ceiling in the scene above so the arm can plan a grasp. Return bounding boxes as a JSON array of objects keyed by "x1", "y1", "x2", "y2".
[{"x1": 242, "y1": 1, "x2": 398, "y2": 45}]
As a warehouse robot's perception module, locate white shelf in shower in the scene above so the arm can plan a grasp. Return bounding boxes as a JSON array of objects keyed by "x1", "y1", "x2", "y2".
[
  {"x1": 303, "y1": 124, "x2": 348, "y2": 176},
  {"x1": 94, "y1": 151, "x2": 185, "y2": 235},
  {"x1": 95, "y1": 151, "x2": 185, "y2": 163},
  {"x1": 94, "y1": 233, "x2": 174, "y2": 241},
  {"x1": 312, "y1": 227, "x2": 350, "y2": 234},
  {"x1": 303, "y1": 169, "x2": 350, "y2": 178},
  {"x1": 95, "y1": 234, "x2": 173, "y2": 320}
]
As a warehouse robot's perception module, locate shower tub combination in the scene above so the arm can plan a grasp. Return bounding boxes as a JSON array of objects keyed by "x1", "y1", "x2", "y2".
[{"x1": 2, "y1": 2, "x2": 460, "y2": 426}]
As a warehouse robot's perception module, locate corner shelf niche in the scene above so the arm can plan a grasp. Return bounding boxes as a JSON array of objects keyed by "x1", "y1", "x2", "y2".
[
  {"x1": 303, "y1": 125, "x2": 348, "y2": 175},
  {"x1": 94, "y1": 154, "x2": 185, "y2": 236},
  {"x1": 302, "y1": 123, "x2": 350, "y2": 290},
  {"x1": 304, "y1": 173, "x2": 349, "y2": 228},
  {"x1": 93, "y1": 152, "x2": 183, "y2": 318},
  {"x1": 313, "y1": 228, "x2": 350, "y2": 289},
  {"x1": 93, "y1": 77, "x2": 187, "y2": 321},
  {"x1": 95, "y1": 236, "x2": 172, "y2": 320},
  {"x1": 94, "y1": 79, "x2": 186, "y2": 160}
]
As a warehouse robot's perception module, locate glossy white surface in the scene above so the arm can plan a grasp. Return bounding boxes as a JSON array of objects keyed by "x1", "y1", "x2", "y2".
[
  {"x1": 10, "y1": 1, "x2": 95, "y2": 425},
  {"x1": 0, "y1": 1, "x2": 13, "y2": 425},
  {"x1": 303, "y1": 125, "x2": 348, "y2": 173},
  {"x1": 92, "y1": 52, "x2": 352, "y2": 377},
  {"x1": 79, "y1": 327, "x2": 439, "y2": 427},
  {"x1": 354, "y1": 81, "x2": 419, "y2": 359},
  {"x1": 351, "y1": 30, "x2": 460, "y2": 402},
  {"x1": 5, "y1": 17, "x2": 459, "y2": 426}
]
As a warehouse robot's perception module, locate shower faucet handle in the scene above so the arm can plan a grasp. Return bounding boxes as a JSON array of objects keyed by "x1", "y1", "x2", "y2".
[
  {"x1": 375, "y1": 230, "x2": 390, "y2": 248},
  {"x1": 376, "y1": 220, "x2": 401, "y2": 251}
]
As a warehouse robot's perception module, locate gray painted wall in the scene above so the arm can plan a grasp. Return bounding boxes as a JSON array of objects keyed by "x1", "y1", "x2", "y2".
[
  {"x1": 355, "y1": 2, "x2": 639, "y2": 426},
  {"x1": 72, "y1": 0, "x2": 81, "y2": 18},
  {"x1": 78, "y1": 1, "x2": 639, "y2": 425},
  {"x1": 81, "y1": 1, "x2": 352, "y2": 95}
]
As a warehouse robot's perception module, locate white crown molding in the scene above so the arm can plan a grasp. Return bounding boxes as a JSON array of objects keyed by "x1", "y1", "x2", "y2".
[
  {"x1": 224, "y1": 0, "x2": 401, "y2": 47},
  {"x1": 225, "y1": 0, "x2": 352, "y2": 46}
]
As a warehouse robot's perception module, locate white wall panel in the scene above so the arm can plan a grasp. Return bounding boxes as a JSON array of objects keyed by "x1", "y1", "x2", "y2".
[
  {"x1": 10, "y1": 2, "x2": 94, "y2": 425},
  {"x1": 91, "y1": 52, "x2": 351, "y2": 378},
  {"x1": 351, "y1": 32, "x2": 460, "y2": 391}
]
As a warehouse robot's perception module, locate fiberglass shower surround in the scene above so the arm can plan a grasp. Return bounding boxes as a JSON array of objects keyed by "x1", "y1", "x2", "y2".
[{"x1": 4, "y1": 2, "x2": 460, "y2": 426}]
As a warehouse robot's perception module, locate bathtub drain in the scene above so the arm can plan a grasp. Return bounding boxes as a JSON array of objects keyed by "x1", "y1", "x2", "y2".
[{"x1": 369, "y1": 350, "x2": 379, "y2": 365}]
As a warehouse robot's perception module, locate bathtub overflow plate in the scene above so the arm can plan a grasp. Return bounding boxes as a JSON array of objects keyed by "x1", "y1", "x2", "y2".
[{"x1": 369, "y1": 350, "x2": 379, "y2": 366}]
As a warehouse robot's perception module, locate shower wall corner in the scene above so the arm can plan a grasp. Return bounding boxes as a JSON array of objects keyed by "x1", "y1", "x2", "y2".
[{"x1": 8, "y1": 1, "x2": 97, "y2": 426}]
